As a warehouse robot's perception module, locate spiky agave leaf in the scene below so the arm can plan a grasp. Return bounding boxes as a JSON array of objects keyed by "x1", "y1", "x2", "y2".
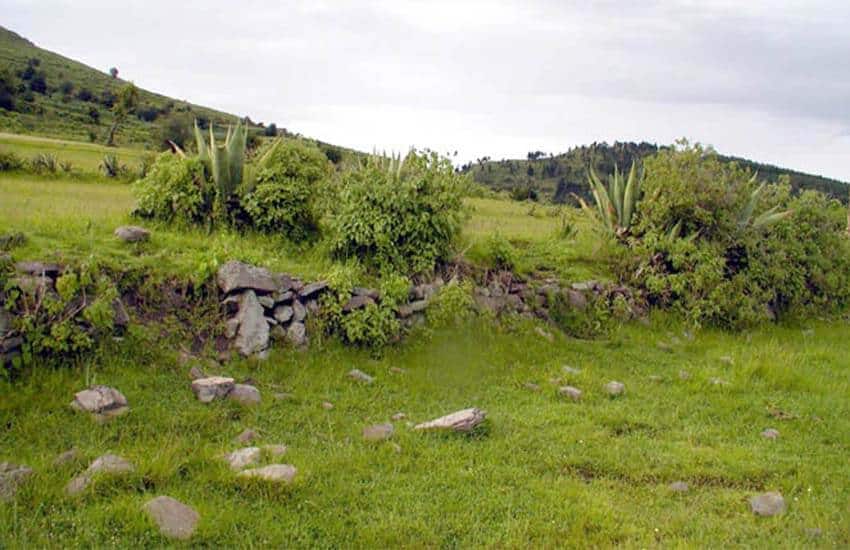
[
  {"x1": 588, "y1": 167, "x2": 614, "y2": 233},
  {"x1": 611, "y1": 164, "x2": 623, "y2": 224},
  {"x1": 622, "y1": 161, "x2": 640, "y2": 228},
  {"x1": 752, "y1": 207, "x2": 793, "y2": 228}
]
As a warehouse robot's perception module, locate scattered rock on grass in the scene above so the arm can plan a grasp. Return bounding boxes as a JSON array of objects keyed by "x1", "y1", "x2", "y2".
[
  {"x1": 348, "y1": 369, "x2": 374, "y2": 384},
  {"x1": 237, "y1": 464, "x2": 297, "y2": 484},
  {"x1": 114, "y1": 225, "x2": 150, "y2": 243},
  {"x1": 669, "y1": 481, "x2": 689, "y2": 493},
  {"x1": 321, "y1": 401, "x2": 334, "y2": 410},
  {"x1": 66, "y1": 454, "x2": 134, "y2": 496},
  {"x1": 363, "y1": 423, "x2": 394, "y2": 441},
  {"x1": 234, "y1": 429, "x2": 258, "y2": 444},
  {"x1": 562, "y1": 366, "x2": 581, "y2": 375},
  {"x1": 191, "y1": 377, "x2": 235, "y2": 403},
  {"x1": 558, "y1": 386, "x2": 582, "y2": 401},
  {"x1": 605, "y1": 381, "x2": 625, "y2": 396},
  {"x1": 749, "y1": 492, "x2": 786, "y2": 516},
  {"x1": 0, "y1": 462, "x2": 33, "y2": 501},
  {"x1": 391, "y1": 412, "x2": 407, "y2": 421},
  {"x1": 53, "y1": 448, "x2": 81, "y2": 467},
  {"x1": 761, "y1": 428, "x2": 780, "y2": 440},
  {"x1": 143, "y1": 495, "x2": 199, "y2": 540},
  {"x1": 70, "y1": 385, "x2": 129, "y2": 420},
  {"x1": 224, "y1": 447, "x2": 261, "y2": 471},
  {"x1": 228, "y1": 384, "x2": 261, "y2": 406},
  {"x1": 414, "y1": 408, "x2": 486, "y2": 433},
  {"x1": 524, "y1": 382, "x2": 541, "y2": 392}
]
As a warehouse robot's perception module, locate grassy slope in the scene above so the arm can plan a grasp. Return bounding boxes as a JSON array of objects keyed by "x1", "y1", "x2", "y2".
[
  {"x1": 0, "y1": 25, "x2": 241, "y2": 148},
  {"x1": 0, "y1": 132, "x2": 149, "y2": 172},
  {"x1": 1, "y1": 173, "x2": 849, "y2": 546}
]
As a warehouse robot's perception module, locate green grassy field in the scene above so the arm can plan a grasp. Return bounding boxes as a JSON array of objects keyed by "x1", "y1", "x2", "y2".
[
  {"x1": 2, "y1": 152, "x2": 849, "y2": 547},
  {"x1": 0, "y1": 133, "x2": 151, "y2": 173},
  {"x1": 2, "y1": 317, "x2": 848, "y2": 547}
]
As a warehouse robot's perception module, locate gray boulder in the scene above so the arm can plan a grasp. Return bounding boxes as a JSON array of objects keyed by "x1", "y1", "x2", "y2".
[
  {"x1": 558, "y1": 386, "x2": 582, "y2": 401},
  {"x1": 363, "y1": 423, "x2": 394, "y2": 441},
  {"x1": 71, "y1": 385, "x2": 129, "y2": 420},
  {"x1": 273, "y1": 305, "x2": 293, "y2": 324},
  {"x1": 234, "y1": 291, "x2": 269, "y2": 356},
  {"x1": 237, "y1": 464, "x2": 297, "y2": 483},
  {"x1": 144, "y1": 496, "x2": 199, "y2": 540},
  {"x1": 414, "y1": 408, "x2": 486, "y2": 433},
  {"x1": 750, "y1": 492, "x2": 786, "y2": 516},
  {"x1": 286, "y1": 322, "x2": 307, "y2": 347},
  {"x1": 292, "y1": 300, "x2": 307, "y2": 322},
  {"x1": 0, "y1": 462, "x2": 33, "y2": 501},
  {"x1": 114, "y1": 225, "x2": 150, "y2": 243},
  {"x1": 228, "y1": 384, "x2": 261, "y2": 406},
  {"x1": 191, "y1": 376, "x2": 235, "y2": 403},
  {"x1": 348, "y1": 369, "x2": 374, "y2": 384},
  {"x1": 66, "y1": 454, "x2": 135, "y2": 496},
  {"x1": 298, "y1": 281, "x2": 328, "y2": 299},
  {"x1": 217, "y1": 261, "x2": 277, "y2": 294}
]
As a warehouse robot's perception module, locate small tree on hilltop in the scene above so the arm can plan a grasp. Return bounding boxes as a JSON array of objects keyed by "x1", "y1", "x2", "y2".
[
  {"x1": 105, "y1": 82, "x2": 139, "y2": 146},
  {"x1": 109, "y1": 67, "x2": 119, "y2": 79}
]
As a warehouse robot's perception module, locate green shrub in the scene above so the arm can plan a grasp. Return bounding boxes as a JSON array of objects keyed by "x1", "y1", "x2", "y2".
[
  {"x1": 4, "y1": 263, "x2": 119, "y2": 368},
  {"x1": 615, "y1": 142, "x2": 850, "y2": 328},
  {"x1": 484, "y1": 232, "x2": 517, "y2": 271},
  {"x1": 320, "y1": 265, "x2": 407, "y2": 348},
  {"x1": 426, "y1": 279, "x2": 476, "y2": 328},
  {"x1": 132, "y1": 153, "x2": 211, "y2": 225},
  {"x1": 100, "y1": 154, "x2": 127, "y2": 178},
  {"x1": 330, "y1": 151, "x2": 466, "y2": 275},
  {"x1": 0, "y1": 149, "x2": 23, "y2": 171},
  {"x1": 240, "y1": 139, "x2": 332, "y2": 240}
]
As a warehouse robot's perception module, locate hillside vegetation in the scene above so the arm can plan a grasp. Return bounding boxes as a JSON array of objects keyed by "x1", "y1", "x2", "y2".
[{"x1": 463, "y1": 141, "x2": 850, "y2": 204}]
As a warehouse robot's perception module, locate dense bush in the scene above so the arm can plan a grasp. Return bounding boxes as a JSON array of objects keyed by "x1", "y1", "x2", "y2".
[
  {"x1": 330, "y1": 151, "x2": 467, "y2": 275},
  {"x1": 614, "y1": 143, "x2": 850, "y2": 327},
  {"x1": 0, "y1": 149, "x2": 23, "y2": 171},
  {"x1": 132, "y1": 153, "x2": 211, "y2": 224},
  {"x1": 241, "y1": 139, "x2": 332, "y2": 240}
]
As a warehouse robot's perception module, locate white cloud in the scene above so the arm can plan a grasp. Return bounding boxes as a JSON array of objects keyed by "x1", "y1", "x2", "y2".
[{"x1": 3, "y1": 0, "x2": 849, "y2": 180}]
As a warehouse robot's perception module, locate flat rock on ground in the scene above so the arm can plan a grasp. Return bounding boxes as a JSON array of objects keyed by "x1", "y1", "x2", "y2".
[
  {"x1": 363, "y1": 423, "x2": 394, "y2": 441},
  {"x1": 761, "y1": 428, "x2": 780, "y2": 439},
  {"x1": 224, "y1": 447, "x2": 261, "y2": 471},
  {"x1": 669, "y1": 481, "x2": 689, "y2": 493},
  {"x1": 237, "y1": 464, "x2": 297, "y2": 484},
  {"x1": 228, "y1": 384, "x2": 261, "y2": 406},
  {"x1": 605, "y1": 381, "x2": 625, "y2": 396},
  {"x1": 71, "y1": 385, "x2": 128, "y2": 414},
  {"x1": 414, "y1": 408, "x2": 486, "y2": 433},
  {"x1": 66, "y1": 454, "x2": 134, "y2": 496},
  {"x1": 348, "y1": 369, "x2": 374, "y2": 384},
  {"x1": 114, "y1": 225, "x2": 150, "y2": 243},
  {"x1": 0, "y1": 462, "x2": 33, "y2": 501},
  {"x1": 750, "y1": 492, "x2": 786, "y2": 516},
  {"x1": 217, "y1": 261, "x2": 278, "y2": 294},
  {"x1": 558, "y1": 386, "x2": 582, "y2": 401},
  {"x1": 144, "y1": 495, "x2": 199, "y2": 540},
  {"x1": 191, "y1": 377, "x2": 235, "y2": 403}
]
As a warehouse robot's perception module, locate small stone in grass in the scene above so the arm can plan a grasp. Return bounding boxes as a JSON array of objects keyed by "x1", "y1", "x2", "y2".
[
  {"x1": 605, "y1": 381, "x2": 625, "y2": 396},
  {"x1": 562, "y1": 366, "x2": 581, "y2": 376},
  {"x1": 391, "y1": 412, "x2": 407, "y2": 421},
  {"x1": 66, "y1": 454, "x2": 134, "y2": 496},
  {"x1": 191, "y1": 376, "x2": 235, "y2": 403},
  {"x1": 71, "y1": 385, "x2": 128, "y2": 415},
  {"x1": 238, "y1": 464, "x2": 296, "y2": 484},
  {"x1": 143, "y1": 495, "x2": 199, "y2": 540},
  {"x1": 321, "y1": 401, "x2": 334, "y2": 410},
  {"x1": 524, "y1": 382, "x2": 541, "y2": 392},
  {"x1": 761, "y1": 428, "x2": 780, "y2": 440},
  {"x1": 710, "y1": 377, "x2": 729, "y2": 386},
  {"x1": 558, "y1": 386, "x2": 582, "y2": 401},
  {"x1": 414, "y1": 408, "x2": 486, "y2": 433},
  {"x1": 390, "y1": 367, "x2": 406, "y2": 374},
  {"x1": 749, "y1": 492, "x2": 786, "y2": 516},
  {"x1": 348, "y1": 369, "x2": 374, "y2": 384},
  {"x1": 363, "y1": 423, "x2": 394, "y2": 441},
  {"x1": 228, "y1": 384, "x2": 261, "y2": 406},
  {"x1": 53, "y1": 448, "x2": 81, "y2": 467},
  {"x1": 114, "y1": 225, "x2": 150, "y2": 243},
  {"x1": 224, "y1": 447, "x2": 261, "y2": 470},
  {"x1": 669, "y1": 481, "x2": 689, "y2": 493},
  {"x1": 234, "y1": 428, "x2": 257, "y2": 444},
  {"x1": 0, "y1": 462, "x2": 33, "y2": 501}
]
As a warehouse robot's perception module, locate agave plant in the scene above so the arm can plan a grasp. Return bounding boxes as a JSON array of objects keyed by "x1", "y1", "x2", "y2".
[
  {"x1": 100, "y1": 154, "x2": 126, "y2": 178},
  {"x1": 579, "y1": 161, "x2": 642, "y2": 238},
  {"x1": 193, "y1": 119, "x2": 247, "y2": 206},
  {"x1": 737, "y1": 176, "x2": 793, "y2": 230}
]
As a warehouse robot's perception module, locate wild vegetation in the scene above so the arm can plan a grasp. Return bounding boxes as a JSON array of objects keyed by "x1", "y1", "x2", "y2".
[{"x1": 2, "y1": 23, "x2": 850, "y2": 547}]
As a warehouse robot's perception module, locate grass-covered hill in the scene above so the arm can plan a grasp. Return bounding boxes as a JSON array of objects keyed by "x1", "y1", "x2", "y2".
[
  {"x1": 0, "y1": 25, "x2": 249, "y2": 148},
  {"x1": 0, "y1": 25, "x2": 355, "y2": 164},
  {"x1": 462, "y1": 141, "x2": 850, "y2": 204}
]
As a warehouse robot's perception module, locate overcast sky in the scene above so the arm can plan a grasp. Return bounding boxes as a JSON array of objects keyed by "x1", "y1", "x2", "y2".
[{"x1": 5, "y1": 0, "x2": 850, "y2": 180}]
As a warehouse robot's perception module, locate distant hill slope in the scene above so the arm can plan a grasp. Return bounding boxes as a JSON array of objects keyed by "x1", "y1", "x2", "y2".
[
  {"x1": 462, "y1": 142, "x2": 849, "y2": 204},
  {"x1": 0, "y1": 25, "x2": 357, "y2": 164}
]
